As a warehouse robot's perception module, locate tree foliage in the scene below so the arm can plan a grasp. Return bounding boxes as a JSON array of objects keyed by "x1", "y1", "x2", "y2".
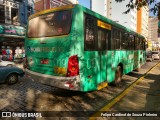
[{"x1": 115, "y1": 0, "x2": 160, "y2": 19}]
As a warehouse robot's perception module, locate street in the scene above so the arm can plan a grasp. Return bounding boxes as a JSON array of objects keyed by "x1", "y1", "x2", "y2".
[
  {"x1": 0, "y1": 1, "x2": 160, "y2": 120},
  {"x1": 0, "y1": 60, "x2": 159, "y2": 120}
]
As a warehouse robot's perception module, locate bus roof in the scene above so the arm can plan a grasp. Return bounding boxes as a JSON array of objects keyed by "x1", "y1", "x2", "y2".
[
  {"x1": 29, "y1": 4, "x2": 145, "y2": 39},
  {"x1": 29, "y1": 4, "x2": 75, "y2": 20},
  {"x1": 76, "y1": 4, "x2": 145, "y2": 39}
]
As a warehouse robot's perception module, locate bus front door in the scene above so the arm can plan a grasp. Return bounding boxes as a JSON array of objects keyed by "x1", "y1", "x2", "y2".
[{"x1": 97, "y1": 29, "x2": 110, "y2": 85}]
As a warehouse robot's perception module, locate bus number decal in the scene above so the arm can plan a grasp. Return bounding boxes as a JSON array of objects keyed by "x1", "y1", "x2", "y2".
[
  {"x1": 27, "y1": 47, "x2": 64, "y2": 52},
  {"x1": 97, "y1": 20, "x2": 111, "y2": 30}
]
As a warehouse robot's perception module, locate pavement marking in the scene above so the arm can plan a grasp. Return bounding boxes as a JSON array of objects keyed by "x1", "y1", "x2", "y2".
[
  {"x1": 89, "y1": 62, "x2": 160, "y2": 119},
  {"x1": 97, "y1": 82, "x2": 108, "y2": 90}
]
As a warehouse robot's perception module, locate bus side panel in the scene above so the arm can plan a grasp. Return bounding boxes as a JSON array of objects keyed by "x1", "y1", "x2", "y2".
[
  {"x1": 71, "y1": 6, "x2": 98, "y2": 92},
  {"x1": 127, "y1": 51, "x2": 135, "y2": 72},
  {"x1": 133, "y1": 50, "x2": 143, "y2": 69},
  {"x1": 82, "y1": 52, "x2": 98, "y2": 91},
  {"x1": 138, "y1": 50, "x2": 146, "y2": 65},
  {"x1": 141, "y1": 50, "x2": 146, "y2": 64},
  {"x1": 110, "y1": 50, "x2": 135, "y2": 81},
  {"x1": 106, "y1": 51, "x2": 114, "y2": 83},
  {"x1": 133, "y1": 51, "x2": 139, "y2": 69},
  {"x1": 100, "y1": 51, "x2": 107, "y2": 84}
]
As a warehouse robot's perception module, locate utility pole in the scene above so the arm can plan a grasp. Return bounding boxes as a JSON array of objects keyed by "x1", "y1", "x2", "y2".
[{"x1": 90, "y1": 0, "x2": 92, "y2": 10}]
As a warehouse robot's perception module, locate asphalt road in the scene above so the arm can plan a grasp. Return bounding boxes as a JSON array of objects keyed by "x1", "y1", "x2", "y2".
[{"x1": 0, "y1": 60, "x2": 158, "y2": 120}]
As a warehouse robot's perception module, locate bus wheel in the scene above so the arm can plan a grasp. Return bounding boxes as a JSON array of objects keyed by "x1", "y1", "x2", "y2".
[{"x1": 113, "y1": 66, "x2": 122, "y2": 86}]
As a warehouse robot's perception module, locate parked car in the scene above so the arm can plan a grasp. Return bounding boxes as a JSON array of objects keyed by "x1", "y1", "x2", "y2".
[
  {"x1": 0, "y1": 60, "x2": 15, "y2": 67},
  {"x1": 0, "y1": 66, "x2": 25, "y2": 85},
  {"x1": 152, "y1": 51, "x2": 160, "y2": 60},
  {"x1": 146, "y1": 51, "x2": 153, "y2": 62}
]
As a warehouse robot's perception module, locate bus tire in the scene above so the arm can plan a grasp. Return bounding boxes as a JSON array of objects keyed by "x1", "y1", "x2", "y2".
[
  {"x1": 111, "y1": 66, "x2": 122, "y2": 86},
  {"x1": 136, "y1": 67, "x2": 141, "y2": 72}
]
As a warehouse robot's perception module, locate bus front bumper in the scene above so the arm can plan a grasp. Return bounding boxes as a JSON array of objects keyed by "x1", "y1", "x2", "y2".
[{"x1": 25, "y1": 69, "x2": 81, "y2": 91}]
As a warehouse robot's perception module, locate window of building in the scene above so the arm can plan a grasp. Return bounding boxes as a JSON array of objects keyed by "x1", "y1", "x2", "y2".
[
  {"x1": 6, "y1": 7, "x2": 10, "y2": 21},
  {"x1": 11, "y1": 7, "x2": 18, "y2": 25},
  {"x1": 0, "y1": 5, "x2": 5, "y2": 23}
]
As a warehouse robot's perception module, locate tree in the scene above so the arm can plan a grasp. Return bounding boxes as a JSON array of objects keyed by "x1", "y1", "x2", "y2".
[{"x1": 115, "y1": 0, "x2": 160, "y2": 19}]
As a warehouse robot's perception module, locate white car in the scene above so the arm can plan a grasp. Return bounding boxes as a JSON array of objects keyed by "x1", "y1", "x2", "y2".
[
  {"x1": 152, "y1": 51, "x2": 160, "y2": 60},
  {"x1": 146, "y1": 51, "x2": 153, "y2": 62},
  {"x1": 0, "y1": 60, "x2": 15, "y2": 67}
]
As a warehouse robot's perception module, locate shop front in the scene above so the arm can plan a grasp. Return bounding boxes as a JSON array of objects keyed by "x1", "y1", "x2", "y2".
[{"x1": 0, "y1": 24, "x2": 25, "y2": 64}]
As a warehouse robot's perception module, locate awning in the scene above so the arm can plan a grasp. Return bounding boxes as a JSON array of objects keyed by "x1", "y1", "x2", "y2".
[{"x1": 0, "y1": 34, "x2": 24, "y2": 39}]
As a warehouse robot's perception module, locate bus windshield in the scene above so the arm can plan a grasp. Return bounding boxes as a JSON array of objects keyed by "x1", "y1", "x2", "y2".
[{"x1": 27, "y1": 10, "x2": 72, "y2": 38}]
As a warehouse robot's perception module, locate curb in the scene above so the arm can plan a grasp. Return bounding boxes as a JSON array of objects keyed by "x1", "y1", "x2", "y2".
[{"x1": 89, "y1": 62, "x2": 160, "y2": 119}]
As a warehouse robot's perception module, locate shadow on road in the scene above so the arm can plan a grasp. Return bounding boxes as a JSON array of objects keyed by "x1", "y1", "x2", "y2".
[
  {"x1": 0, "y1": 61, "x2": 159, "y2": 120},
  {"x1": 144, "y1": 68, "x2": 160, "y2": 111},
  {"x1": 126, "y1": 71, "x2": 143, "y2": 78},
  {"x1": 51, "y1": 88, "x2": 87, "y2": 97}
]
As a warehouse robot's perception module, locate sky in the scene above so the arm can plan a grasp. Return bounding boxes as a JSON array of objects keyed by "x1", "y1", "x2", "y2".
[
  {"x1": 78, "y1": 0, "x2": 160, "y2": 17},
  {"x1": 78, "y1": 0, "x2": 90, "y2": 9},
  {"x1": 149, "y1": 0, "x2": 160, "y2": 16}
]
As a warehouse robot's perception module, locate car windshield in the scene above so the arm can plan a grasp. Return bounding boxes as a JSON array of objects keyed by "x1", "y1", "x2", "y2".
[
  {"x1": 152, "y1": 51, "x2": 159, "y2": 54},
  {"x1": 146, "y1": 52, "x2": 152, "y2": 55}
]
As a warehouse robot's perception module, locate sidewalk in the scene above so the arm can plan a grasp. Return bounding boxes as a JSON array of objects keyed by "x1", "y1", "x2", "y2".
[{"x1": 107, "y1": 62, "x2": 160, "y2": 120}]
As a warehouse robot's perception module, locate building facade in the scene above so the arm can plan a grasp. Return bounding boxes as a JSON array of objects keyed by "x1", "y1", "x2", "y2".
[
  {"x1": 148, "y1": 17, "x2": 158, "y2": 42},
  {"x1": 34, "y1": 0, "x2": 78, "y2": 12},
  {"x1": 137, "y1": 6, "x2": 149, "y2": 40},
  {"x1": 0, "y1": 0, "x2": 34, "y2": 62},
  {"x1": 0, "y1": 0, "x2": 34, "y2": 26},
  {"x1": 148, "y1": 17, "x2": 159, "y2": 50},
  {"x1": 158, "y1": 21, "x2": 160, "y2": 42},
  {"x1": 111, "y1": 0, "x2": 137, "y2": 32},
  {"x1": 19, "y1": 0, "x2": 34, "y2": 25},
  {"x1": 34, "y1": 0, "x2": 50, "y2": 12},
  {"x1": 91, "y1": 0, "x2": 112, "y2": 19}
]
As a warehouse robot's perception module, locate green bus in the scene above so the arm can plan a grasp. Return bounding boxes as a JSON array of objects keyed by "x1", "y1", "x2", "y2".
[{"x1": 24, "y1": 4, "x2": 146, "y2": 92}]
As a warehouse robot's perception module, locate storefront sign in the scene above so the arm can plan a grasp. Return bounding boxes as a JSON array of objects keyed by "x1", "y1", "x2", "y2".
[{"x1": 0, "y1": 24, "x2": 25, "y2": 36}]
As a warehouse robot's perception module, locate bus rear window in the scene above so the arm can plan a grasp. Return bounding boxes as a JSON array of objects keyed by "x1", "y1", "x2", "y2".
[{"x1": 27, "y1": 10, "x2": 72, "y2": 38}]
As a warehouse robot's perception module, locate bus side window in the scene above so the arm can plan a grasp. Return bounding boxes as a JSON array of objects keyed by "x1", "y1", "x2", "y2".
[
  {"x1": 121, "y1": 32, "x2": 128, "y2": 50},
  {"x1": 129, "y1": 34, "x2": 134, "y2": 50},
  {"x1": 136, "y1": 37, "x2": 142, "y2": 50},
  {"x1": 135, "y1": 37, "x2": 140, "y2": 50},
  {"x1": 84, "y1": 15, "x2": 96, "y2": 51},
  {"x1": 97, "y1": 29, "x2": 108, "y2": 51},
  {"x1": 140, "y1": 39, "x2": 144, "y2": 50},
  {"x1": 143, "y1": 39, "x2": 146, "y2": 50},
  {"x1": 112, "y1": 28, "x2": 120, "y2": 50}
]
